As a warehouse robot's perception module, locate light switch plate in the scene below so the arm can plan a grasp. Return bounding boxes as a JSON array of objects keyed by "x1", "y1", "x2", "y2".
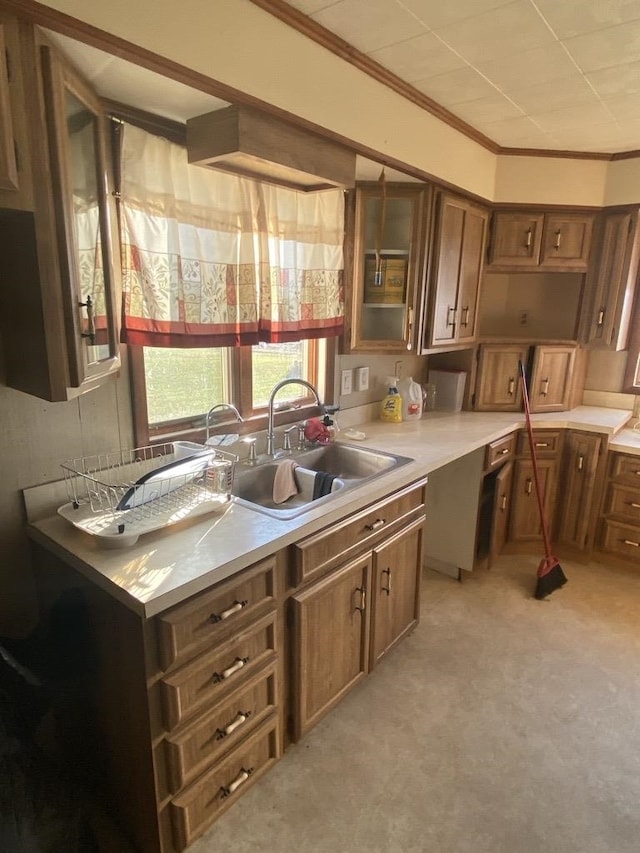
[
  {"x1": 356, "y1": 366, "x2": 369, "y2": 392},
  {"x1": 341, "y1": 369, "x2": 353, "y2": 395}
]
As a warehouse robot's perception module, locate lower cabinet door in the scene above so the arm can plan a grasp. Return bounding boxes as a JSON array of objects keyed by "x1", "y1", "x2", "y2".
[
  {"x1": 509, "y1": 459, "x2": 557, "y2": 541},
  {"x1": 490, "y1": 460, "x2": 513, "y2": 563},
  {"x1": 369, "y1": 518, "x2": 423, "y2": 668},
  {"x1": 291, "y1": 553, "x2": 371, "y2": 740},
  {"x1": 556, "y1": 431, "x2": 602, "y2": 550}
]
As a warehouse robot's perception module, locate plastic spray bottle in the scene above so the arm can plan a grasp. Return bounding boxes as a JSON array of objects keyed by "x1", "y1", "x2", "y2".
[
  {"x1": 380, "y1": 377, "x2": 403, "y2": 423},
  {"x1": 398, "y1": 376, "x2": 423, "y2": 421}
]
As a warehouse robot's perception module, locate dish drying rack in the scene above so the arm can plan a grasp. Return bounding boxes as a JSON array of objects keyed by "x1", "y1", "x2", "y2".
[{"x1": 58, "y1": 441, "x2": 237, "y2": 547}]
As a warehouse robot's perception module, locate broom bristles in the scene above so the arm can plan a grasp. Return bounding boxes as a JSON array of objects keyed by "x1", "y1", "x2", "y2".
[{"x1": 534, "y1": 555, "x2": 567, "y2": 600}]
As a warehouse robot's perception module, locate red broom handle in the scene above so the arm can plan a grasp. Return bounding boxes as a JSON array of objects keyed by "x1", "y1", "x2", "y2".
[{"x1": 519, "y1": 361, "x2": 554, "y2": 561}]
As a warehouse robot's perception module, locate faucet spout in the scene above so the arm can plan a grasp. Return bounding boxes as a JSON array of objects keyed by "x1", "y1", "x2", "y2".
[
  {"x1": 205, "y1": 403, "x2": 244, "y2": 442},
  {"x1": 266, "y1": 379, "x2": 322, "y2": 457}
]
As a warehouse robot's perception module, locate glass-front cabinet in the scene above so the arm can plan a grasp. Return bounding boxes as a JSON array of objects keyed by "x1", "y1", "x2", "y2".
[{"x1": 345, "y1": 183, "x2": 429, "y2": 353}]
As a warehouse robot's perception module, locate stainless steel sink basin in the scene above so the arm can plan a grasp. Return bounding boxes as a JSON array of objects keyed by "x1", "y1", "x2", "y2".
[{"x1": 231, "y1": 443, "x2": 412, "y2": 519}]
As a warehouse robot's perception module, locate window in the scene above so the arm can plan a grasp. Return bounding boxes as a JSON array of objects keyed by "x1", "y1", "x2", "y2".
[{"x1": 130, "y1": 338, "x2": 331, "y2": 445}]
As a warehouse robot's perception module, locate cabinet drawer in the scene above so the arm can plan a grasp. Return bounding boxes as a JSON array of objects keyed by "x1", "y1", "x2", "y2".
[
  {"x1": 516, "y1": 430, "x2": 562, "y2": 457},
  {"x1": 161, "y1": 611, "x2": 277, "y2": 731},
  {"x1": 485, "y1": 433, "x2": 515, "y2": 470},
  {"x1": 156, "y1": 556, "x2": 277, "y2": 670},
  {"x1": 601, "y1": 519, "x2": 640, "y2": 561},
  {"x1": 610, "y1": 453, "x2": 640, "y2": 485},
  {"x1": 170, "y1": 715, "x2": 280, "y2": 850},
  {"x1": 293, "y1": 480, "x2": 426, "y2": 586},
  {"x1": 164, "y1": 662, "x2": 278, "y2": 794},
  {"x1": 605, "y1": 483, "x2": 640, "y2": 523}
]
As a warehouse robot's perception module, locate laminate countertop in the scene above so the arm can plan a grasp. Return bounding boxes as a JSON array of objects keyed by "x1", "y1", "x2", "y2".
[{"x1": 25, "y1": 406, "x2": 632, "y2": 618}]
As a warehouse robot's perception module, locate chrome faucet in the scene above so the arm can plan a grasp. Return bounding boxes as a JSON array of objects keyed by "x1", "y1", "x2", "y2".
[
  {"x1": 266, "y1": 379, "x2": 322, "y2": 457},
  {"x1": 205, "y1": 403, "x2": 244, "y2": 442}
]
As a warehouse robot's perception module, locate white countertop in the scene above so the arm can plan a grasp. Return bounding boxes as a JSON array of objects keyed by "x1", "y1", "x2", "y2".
[{"x1": 26, "y1": 405, "x2": 632, "y2": 618}]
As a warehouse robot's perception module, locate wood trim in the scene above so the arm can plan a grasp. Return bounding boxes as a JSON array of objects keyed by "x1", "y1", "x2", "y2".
[
  {"x1": 128, "y1": 345, "x2": 151, "y2": 446},
  {"x1": 498, "y1": 146, "x2": 613, "y2": 161},
  {"x1": 248, "y1": 0, "x2": 499, "y2": 154},
  {"x1": 103, "y1": 98, "x2": 186, "y2": 145}
]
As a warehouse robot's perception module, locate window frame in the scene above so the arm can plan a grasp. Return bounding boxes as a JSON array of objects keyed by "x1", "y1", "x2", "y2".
[{"x1": 128, "y1": 340, "x2": 335, "y2": 447}]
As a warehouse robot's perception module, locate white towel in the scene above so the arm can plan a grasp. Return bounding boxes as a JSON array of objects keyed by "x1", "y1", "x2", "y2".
[{"x1": 273, "y1": 459, "x2": 299, "y2": 504}]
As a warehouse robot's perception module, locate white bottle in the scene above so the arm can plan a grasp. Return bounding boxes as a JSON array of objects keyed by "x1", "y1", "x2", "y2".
[{"x1": 398, "y1": 376, "x2": 422, "y2": 421}]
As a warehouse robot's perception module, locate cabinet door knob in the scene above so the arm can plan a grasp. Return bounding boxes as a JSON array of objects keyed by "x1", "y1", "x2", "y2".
[
  {"x1": 508, "y1": 377, "x2": 515, "y2": 396},
  {"x1": 212, "y1": 656, "x2": 249, "y2": 683},
  {"x1": 540, "y1": 378, "x2": 550, "y2": 397},
  {"x1": 210, "y1": 599, "x2": 248, "y2": 623},
  {"x1": 525, "y1": 227, "x2": 532, "y2": 248},
  {"x1": 406, "y1": 306, "x2": 414, "y2": 351},
  {"x1": 525, "y1": 478, "x2": 533, "y2": 495},
  {"x1": 79, "y1": 294, "x2": 96, "y2": 343},
  {"x1": 219, "y1": 767, "x2": 254, "y2": 799},
  {"x1": 500, "y1": 495, "x2": 507, "y2": 511},
  {"x1": 577, "y1": 455, "x2": 584, "y2": 471},
  {"x1": 597, "y1": 309, "x2": 605, "y2": 326},
  {"x1": 381, "y1": 567, "x2": 392, "y2": 595}
]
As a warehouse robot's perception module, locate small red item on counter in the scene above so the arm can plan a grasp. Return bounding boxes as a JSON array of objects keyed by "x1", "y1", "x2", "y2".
[{"x1": 304, "y1": 417, "x2": 330, "y2": 444}]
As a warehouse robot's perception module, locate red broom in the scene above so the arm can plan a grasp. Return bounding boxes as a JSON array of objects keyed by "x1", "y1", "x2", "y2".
[{"x1": 519, "y1": 361, "x2": 568, "y2": 600}]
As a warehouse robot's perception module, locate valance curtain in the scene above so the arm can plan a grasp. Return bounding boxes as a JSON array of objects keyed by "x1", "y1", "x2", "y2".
[{"x1": 119, "y1": 123, "x2": 345, "y2": 347}]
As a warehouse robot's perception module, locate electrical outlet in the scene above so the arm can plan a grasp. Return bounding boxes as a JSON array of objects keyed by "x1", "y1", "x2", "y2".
[
  {"x1": 356, "y1": 366, "x2": 369, "y2": 392},
  {"x1": 341, "y1": 369, "x2": 353, "y2": 395}
]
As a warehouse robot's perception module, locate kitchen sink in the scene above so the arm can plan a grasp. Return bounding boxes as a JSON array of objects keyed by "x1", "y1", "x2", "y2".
[{"x1": 231, "y1": 442, "x2": 413, "y2": 519}]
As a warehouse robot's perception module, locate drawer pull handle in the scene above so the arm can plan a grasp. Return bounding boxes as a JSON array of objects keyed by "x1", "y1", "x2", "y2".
[
  {"x1": 216, "y1": 710, "x2": 251, "y2": 740},
  {"x1": 540, "y1": 378, "x2": 549, "y2": 397},
  {"x1": 500, "y1": 495, "x2": 507, "y2": 512},
  {"x1": 577, "y1": 455, "x2": 584, "y2": 471},
  {"x1": 366, "y1": 518, "x2": 386, "y2": 531},
  {"x1": 508, "y1": 378, "x2": 515, "y2": 396},
  {"x1": 213, "y1": 656, "x2": 249, "y2": 683},
  {"x1": 381, "y1": 568, "x2": 392, "y2": 595},
  {"x1": 461, "y1": 306, "x2": 470, "y2": 327},
  {"x1": 629, "y1": 502, "x2": 640, "y2": 509},
  {"x1": 554, "y1": 229, "x2": 561, "y2": 250},
  {"x1": 447, "y1": 306, "x2": 456, "y2": 327},
  {"x1": 220, "y1": 767, "x2": 254, "y2": 799},
  {"x1": 354, "y1": 586, "x2": 366, "y2": 613},
  {"x1": 210, "y1": 599, "x2": 248, "y2": 623},
  {"x1": 525, "y1": 227, "x2": 532, "y2": 248},
  {"x1": 500, "y1": 448, "x2": 509, "y2": 455},
  {"x1": 535, "y1": 442, "x2": 549, "y2": 448},
  {"x1": 623, "y1": 539, "x2": 640, "y2": 548},
  {"x1": 525, "y1": 478, "x2": 533, "y2": 495}
]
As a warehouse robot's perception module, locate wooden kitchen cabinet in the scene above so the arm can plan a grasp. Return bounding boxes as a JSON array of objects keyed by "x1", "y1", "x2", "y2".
[
  {"x1": 555, "y1": 430, "x2": 603, "y2": 551},
  {"x1": 345, "y1": 182, "x2": 429, "y2": 353},
  {"x1": 291, "y1": 480, "x2": 426, "y2": 739},
  {"x1": 474, "y1": 343, "x2": 579, "y2": 413},
  {"x1": 0, "y1": 24, "x2": 120, "y2": 401},
  {"x1": 599, "y1": 452, "x2": 640, "y2": 563},
  {"x1": 488, "y1": 210, "x2": 594, "y2": 272},
  {"x1": 508, "y1": 429, "x2": 561, "y2": 542},
  {"x1": 0, "y1": 12, "x2": 32, "y2": 209},
  {"x1": 423, "y1": 191, "x2": 489, "y2": 349},
  {"x1": 580, "y1": 208, "x2": 640, "y2": 350},
  {"x1": 291, "y1": 553, "x2": 371, "y2": 740},
  {"x1": 528, "y1": 345, "x2": 576, "y2": 412},
  {"x1": 474, "y1": 343, "x2": 527, "y2": 411},
  {"x1": 489, "y1": 459, "x2": 514, "y2": 563},
  {"x1": 369, "y1": 516, "x2": 423, "y2": 668}
]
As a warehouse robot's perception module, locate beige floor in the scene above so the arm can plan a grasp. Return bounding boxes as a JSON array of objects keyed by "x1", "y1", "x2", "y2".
[{"x1": 183, "y1": 555, "x2": 640, "y2": 853}]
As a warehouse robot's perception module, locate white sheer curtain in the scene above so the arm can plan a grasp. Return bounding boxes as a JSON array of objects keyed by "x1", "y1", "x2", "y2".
[{"x1": 119, "y1": 123, "x2": 345, "y2": 347}]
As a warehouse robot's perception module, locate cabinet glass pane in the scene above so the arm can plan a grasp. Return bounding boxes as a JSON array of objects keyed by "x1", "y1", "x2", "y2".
[
  {"x1": 360, "y1": 196, "x2": 413, "y2": 342},
  {"x1": 65, "y1": 89, "x2": 111, "y2": 365}
]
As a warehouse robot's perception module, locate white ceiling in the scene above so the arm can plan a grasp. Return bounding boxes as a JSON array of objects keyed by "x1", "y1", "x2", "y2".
[
  {"x1": 284, "y1": 0, "x2": 640, "y2": 154},
  {"x1": 48, "y1": 0, "x2": 640, "y2": 158}
]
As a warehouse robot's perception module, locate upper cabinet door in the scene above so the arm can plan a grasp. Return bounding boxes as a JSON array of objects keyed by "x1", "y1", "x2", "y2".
[
  {"x1": 0, "y1": 13, "x2": 32, "y2": 210},
  {"x1": 528, "y1": 345, "x2": 576, "y2": 412},
  {"x1": 580, "y1": 209, "x2": 640, "y2": 350},
  {"x1": 487, "y1": 212, "x2": 543, "y2": 267},
  {"x1": 423, "y1": 192, "x2": 488, "y2": 349},
  {"x1": 0, "y1": 20, "x2": 18, "y2": 193},
  {"x1": 474, "y1": 344, "x2": 527, "y2": 412},
  {"x1": 540, "y1": 213, "x2": 593, "y2": 270},
  {"x1": 40, "y1": 45, "x2": 120, "y2": 391},
  {"x1": 345, "y1": 183, "x2": 429, "y2": 354}
]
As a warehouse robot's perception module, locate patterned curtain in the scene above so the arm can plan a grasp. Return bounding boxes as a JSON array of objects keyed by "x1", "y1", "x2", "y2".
[{"x1": 119, "y1": 123, "x2": 344, "y2": 347}]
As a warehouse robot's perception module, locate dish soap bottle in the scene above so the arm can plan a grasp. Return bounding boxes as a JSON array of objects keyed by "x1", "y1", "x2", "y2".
[
  {"x1": 380, "y1": 377, "x2": 403, "y2": 423},
  {"x1": 398, "y1": 376, "x2": 423, "y2": 421}
]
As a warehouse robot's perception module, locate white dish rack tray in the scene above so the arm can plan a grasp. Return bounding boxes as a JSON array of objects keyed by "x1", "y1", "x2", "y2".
[{"x1": 58, "y1": 441, "x2": 237, "y2": 547}]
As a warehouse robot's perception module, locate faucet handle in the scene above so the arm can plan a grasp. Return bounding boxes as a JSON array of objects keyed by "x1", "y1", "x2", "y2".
[{"x1": 242, "y1": 437, "x2": 258, "y2": 465}]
